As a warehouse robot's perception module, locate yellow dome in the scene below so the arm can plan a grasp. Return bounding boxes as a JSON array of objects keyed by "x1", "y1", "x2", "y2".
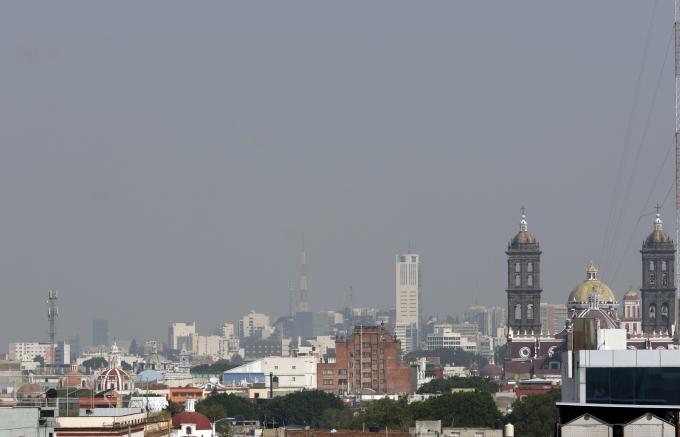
[{"x1": 568, "y1": 263, "x2": 617, "y2": 303}]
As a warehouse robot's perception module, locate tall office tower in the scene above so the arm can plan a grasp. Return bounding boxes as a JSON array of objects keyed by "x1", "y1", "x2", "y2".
[
  {"x1": 641, "y1": 213, "x2": 676, "y2": 335},
  {"x1": 395, "y1": 253, "x2": 421, "y2": 354},
  {"x1": 92, "y1": 319, "x2": 109, "y2": 347},
  {"x1": 539, "y1": 303, "x2": 568, "y2": 334},
  {"x1": 506, "y1": 209, "x2": 542, "y2": 334},
  {"x1": 168, "y1": 321, "x2": 196, "y2": 350}
]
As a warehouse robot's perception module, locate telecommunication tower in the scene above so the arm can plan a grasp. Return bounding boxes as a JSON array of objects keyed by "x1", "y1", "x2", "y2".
[
  {"x1": 47, "y1": 290, "x2": 58, "y2": 365},
  {"x1": 676, "y1": 0, "x2": 680, "y2": 340},
  {"x1": 299, "y1": 242, "x2": 310, "y2": 313}
]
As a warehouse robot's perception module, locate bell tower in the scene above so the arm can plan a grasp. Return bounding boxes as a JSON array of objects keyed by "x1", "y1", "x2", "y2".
[
  {"x1": 641, "y1": 212, "x2": 676, "y2": 335},
  {"x1": 506, "y1": 208, "x2": 542, "y2": 334}
]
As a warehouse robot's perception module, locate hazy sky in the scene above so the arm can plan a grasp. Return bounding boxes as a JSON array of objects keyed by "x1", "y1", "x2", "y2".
[{"x1": 0, "y1": 1, "x2": 675, "y2": 350}]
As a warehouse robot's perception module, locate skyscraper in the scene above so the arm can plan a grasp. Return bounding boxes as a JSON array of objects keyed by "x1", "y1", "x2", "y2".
[
  {"x1": 92, "y1": 319, "x2": 109, "y2": 347},
  {"x1": 395, "y1": 253, "x2": 421, "y2": 354}
]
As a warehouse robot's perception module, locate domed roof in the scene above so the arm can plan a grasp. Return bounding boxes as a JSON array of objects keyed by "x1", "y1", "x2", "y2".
[
  {"x1": 16, "y1": 383, "x2": 44, "y2": 397},
  {"x1": 568, "y1": 263, "x2": 617, "y2": 303},
  {"x1": 646, "y1": 213, "x2": 670, "y2": 243},
  {"x1": 98, "y1": 367, "x2": 131, "y2": 379},
  {"x1": 172, "y1": 411, "x2": 212, "y2": 431},
  {"x1": 624, "y1": 289, "x2": 640, "y2": 299},
  {"x1": 510, "y1": 210, "x2": 537, "y2": 246}
]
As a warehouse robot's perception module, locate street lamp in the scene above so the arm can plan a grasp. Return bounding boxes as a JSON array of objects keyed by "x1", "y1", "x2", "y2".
[{"x1": 213, "y1": 417, "x2": 231, "y2": 437}]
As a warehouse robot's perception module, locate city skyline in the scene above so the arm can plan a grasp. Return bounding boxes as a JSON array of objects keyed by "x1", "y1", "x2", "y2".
[{"x1": 0, "y1": 1, "x2": 674, "y2": 348}]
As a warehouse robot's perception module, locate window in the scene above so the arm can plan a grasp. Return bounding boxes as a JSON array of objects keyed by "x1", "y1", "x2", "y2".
[
  {"x1": 650, "y1": 304, "x2": 657, "y2": 320},
  {"x1": 515, "y1": 274, "x2": 521, "y2": 287},
  {"x1": 527, "y1": 275, "x2": 533, "y2": 287},
  {"x1": 662, "y1": 260, "x2": 667, "y2": 271},
  {"x1": 412, "y1": 256, "x2": 417, "y2": 262},
  {"x1": 475, "y1": 433, "x2": 484, "y2": 437},
  {"x1": 514, "y1": 304, "x2": 522, "y2": 320},
  {"x1": 650, "y1": 261, "x2": 655, "y2": 271},
  {"x1": 515, "y1": 262, "x2": 521, "y2": 273},
  {"x1": 292, "y1": 365, "x2": 296, "y2": 369},
  {"x1": 527, "y1": 304, "x2": 534, "y2": 320},
  {"x1": 650, "y1": 273, "x2": 656, "y2": 286},
  {"x1": 323, "y1": 379, "x2": 334, "y2": 385},
  {"x1": 662, "y1": 303, "x2": 669, "y2": 321},
  {"x1": 186, "y1": 427, "x2": 192, "y2": 435},
  {"x1": 527, "y1": 262, "x2": 533, "y2": 272},
  {"x1": 338, "y1": 369, "x2": 347, "y2": 375},
  {"x1": 663, "y1": 273, "x2": 668, "y2": 286},
  {"x1": 323, "y1": 369, "x2": 333, "y2": 375}
]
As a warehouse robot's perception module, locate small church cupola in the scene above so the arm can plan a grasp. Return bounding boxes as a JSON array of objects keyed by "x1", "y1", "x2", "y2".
[{"x1": 586, "y1": 262, "x2": 598, "y2": 281}]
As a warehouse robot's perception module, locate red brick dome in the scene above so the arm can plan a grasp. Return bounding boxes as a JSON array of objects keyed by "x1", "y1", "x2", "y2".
[{"x1": 172, "y1": 411, "x2": 212, "y2": 431}]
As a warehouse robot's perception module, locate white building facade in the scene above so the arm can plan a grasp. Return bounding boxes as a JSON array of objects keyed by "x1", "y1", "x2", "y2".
[{"x1": 395, "y1": 253, "x2": 421, "y2": 354}]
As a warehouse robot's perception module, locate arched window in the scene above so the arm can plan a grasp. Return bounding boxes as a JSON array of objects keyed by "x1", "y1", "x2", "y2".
[
  {"x1": 527, "y1": 262, "x2": 533, "y2": 273},
  {"x1": 661, "y1": 303, "x2": 669, "y2": 321},
  {"x1": 527, "y1": 304, "x2": 534, "y2": 320},
  {"x1": 527, "y1": 275, "x2": 533, "y2": 287},
  {"x1": 650, "y1": 304, "x2": 657, "y2": 320},
  {"x1": 514, "y1": 304, "x2": 522, "y2": 320},
  {"x1": 662, "y1": 273, "x2": 668, "y2": 286},
  {"x1": 650, "y1": 273, "x2": 656, "y2": 286},
  {"x1": 186, "y1": 426, "x2": 192, "y2": 435},
  {"x1": 515, "y1": 262, "x2": 521, "y2": 273},
  {"x1": 650, "y1": 261, "x2": 655, "y2": 271},
  {"x1": 515, "y1": 274, "x2": 521, "y2": 287},
  {"x1": 662, "y1": 261, "x2": 667, "y2": 271}
]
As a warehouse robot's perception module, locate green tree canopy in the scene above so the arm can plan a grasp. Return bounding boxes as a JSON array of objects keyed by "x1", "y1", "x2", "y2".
[
  {"x1": 261, "y1": 390, "x2": 346, "y2": 428},
  {"x1": 197, "y1": 393, "x2": 261, "y2": 421},
  {"x1": 191, "y1": 359, "x2": 239, "y2": 374},
  {"x1": 506, "y1": 389, "x2": 560, "y2": 437},
  {"x1": 350, "y1": 398, "x2": 412, "y2": 431},
  {"x1": 411, "y1": 391, "x2": 502, "y2": 429},
  {"x1": 405, "y1": 349, "x2": 488, "y2": 368},
  {"x1": 417, "y1": 376, "x2": 499, "y2": 394}
]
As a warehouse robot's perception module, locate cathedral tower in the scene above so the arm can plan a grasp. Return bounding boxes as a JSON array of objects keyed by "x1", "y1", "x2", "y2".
[
  {"x1": 641, "y1": 212, "x2": 676, "y2": 335},
  {"x1": 506, "y1": 209, "x2": 542, "y2": 334}
]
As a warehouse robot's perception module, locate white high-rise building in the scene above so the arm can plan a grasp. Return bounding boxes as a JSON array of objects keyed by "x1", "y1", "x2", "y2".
[
  {"x1": 168, "y1": 322, "x2": 196, "y2": 350},
  {"x1": 395, "y1": 253, "x2": 421, "y2": 354}
]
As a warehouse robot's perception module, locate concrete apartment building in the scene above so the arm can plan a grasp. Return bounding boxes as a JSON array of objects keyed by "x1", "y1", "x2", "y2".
[
  {"x1": 239, "y1": 311, "x2": 273, "y2": 339},
  {"x1": 395, "y1": 253, "x2": 421, "y2": 354},
  {"x1": 169, "y1": 322, "x2": 196, "y2": 350},
  {"x1": 318, "y1": 325, "x2": 414, "y2": 395},
  {"x1": 540, "y1": 303, "x2": 568, "y2": 334}
]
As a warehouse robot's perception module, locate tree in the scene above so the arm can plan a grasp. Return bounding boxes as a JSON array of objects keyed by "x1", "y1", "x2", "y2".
[
  {"x1": 191, "y1": 359, "x2": 239, "y2": 374},
  {"x1": 405, "y1": 348, "x2": 486, "y2": 368},
  {"x1": 417, "y1": 376, "x2": 499, "y2": 394},
  {"x1": 351, "y1": 398, "x2": 412, "y2": 431},
  {"x1": 33, "y1": 355, "x2": 45, "y2": 367},
  {"x1": 506, "y1": 389, "x2": 560, "y2": 437},
  {"x1": 197, "y1": 394, "x2": 261, "y2": 420},
  {"x1": 412, "y1": 391, "x2": 502, "y2": 428},
  {"x1": 165, "y1": 400, "x2": 183, "y2": 415},
  {"x1": 262, "y1": 390, "x2": 346, "y2": 428},
  {"x1": 82, "y1": 356, "x2": 108, "y2": 370}
]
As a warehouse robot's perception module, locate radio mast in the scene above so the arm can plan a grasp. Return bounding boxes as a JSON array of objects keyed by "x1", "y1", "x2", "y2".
[{"x1": 47, "y1": 290, "x2": 58, "y2": 366}]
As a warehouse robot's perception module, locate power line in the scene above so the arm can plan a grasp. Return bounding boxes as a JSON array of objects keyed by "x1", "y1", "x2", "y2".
[{"x1": 600, "y1": 0, "x2": 659, "y2": 274}]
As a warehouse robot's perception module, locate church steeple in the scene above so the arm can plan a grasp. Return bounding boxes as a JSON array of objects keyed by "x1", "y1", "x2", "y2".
[
  {"x1": 641, "y1": 210, "x2": 676, "y2": 335},
  {"x1": 506, "y1": 208, "x2": 542, "y2": 334}
]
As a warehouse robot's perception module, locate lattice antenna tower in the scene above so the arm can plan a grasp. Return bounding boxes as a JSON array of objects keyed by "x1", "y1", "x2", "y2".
[
  {"x1": 299, "y1": 240, "x2": 310, "y2": 312},
  {"x1": 47, "y1": 290, "x2": 58, "y2": 365},
  {"x1": 676, "y1": 0, "x2": 680, "y2": 339}
]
